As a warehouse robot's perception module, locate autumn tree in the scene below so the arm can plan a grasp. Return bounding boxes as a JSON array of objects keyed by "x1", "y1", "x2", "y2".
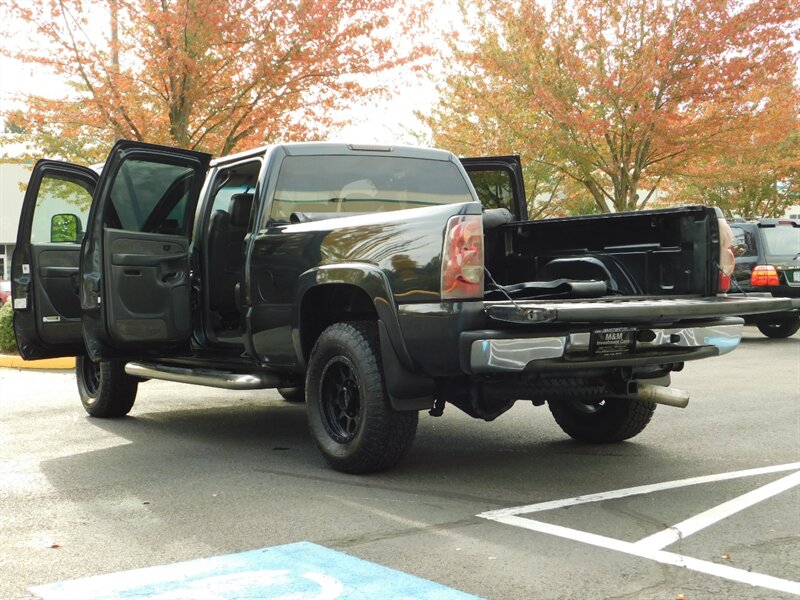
[
  {"x1": 424, "y1": 0, "x2": 800, "y2": 215},
  {"x1": 1, "y1": 0, "x2": 431, "y2": 163},
  {"x1": 674, "y1": 98, "x2": 800, "y2": 219}
]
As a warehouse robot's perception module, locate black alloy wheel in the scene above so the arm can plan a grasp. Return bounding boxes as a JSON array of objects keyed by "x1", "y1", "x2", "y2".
[
  {"x1": 320, "y1": 357, "x2": 362, "y2": 443},
  {"x1": 81, "y1": 356, "x2": 101, "y2": 397}
]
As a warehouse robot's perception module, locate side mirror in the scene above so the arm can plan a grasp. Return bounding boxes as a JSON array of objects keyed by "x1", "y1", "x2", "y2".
[{"x1": 50, "y1": 213, "x2": 83, "y2": 243}]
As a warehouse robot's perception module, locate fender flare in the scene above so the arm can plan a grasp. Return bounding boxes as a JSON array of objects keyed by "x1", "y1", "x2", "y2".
[{"x1": 295, "y1": 263, "x2": 434, "y2": 411}]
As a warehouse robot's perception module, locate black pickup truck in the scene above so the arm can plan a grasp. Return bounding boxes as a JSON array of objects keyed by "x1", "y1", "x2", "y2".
[{"x1": 11, "y1": 141, "x2": 788, "y2": 473}]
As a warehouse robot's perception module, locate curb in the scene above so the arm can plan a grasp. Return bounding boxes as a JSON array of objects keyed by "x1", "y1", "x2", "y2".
[{"x1": 0, "y1": 354, "x2": 75, "y2": 370}]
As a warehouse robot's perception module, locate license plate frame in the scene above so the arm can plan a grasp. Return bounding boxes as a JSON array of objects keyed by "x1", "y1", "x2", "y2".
[{"x1": 590, "y1": 327, "x2": 636, "y2": 357}]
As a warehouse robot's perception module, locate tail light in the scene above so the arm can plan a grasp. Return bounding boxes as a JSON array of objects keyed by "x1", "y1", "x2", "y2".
[
  {"x1": 717, "y1": 218, "x2": 735, "y2": 293},
  {"x1": 750, "y1": 265, "x2": 780, "y2": 286},
  {"x1": 441, "y1": 214, "x2": 484, "y2": 300}
]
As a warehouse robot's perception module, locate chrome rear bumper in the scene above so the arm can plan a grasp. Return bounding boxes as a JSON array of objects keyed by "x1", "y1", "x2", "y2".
[{"x1": 468, "y1": 320, "x2": 743, "y2": 373}]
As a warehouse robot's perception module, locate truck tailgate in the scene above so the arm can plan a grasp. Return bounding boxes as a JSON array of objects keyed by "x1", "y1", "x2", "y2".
[{"x1": 486, "y1": 295, "x2": 792, "y2": 325}]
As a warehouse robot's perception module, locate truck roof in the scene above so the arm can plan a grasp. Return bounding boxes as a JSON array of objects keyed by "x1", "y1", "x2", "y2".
[{"x1": 208, "y1": 142, "x2": 456, "y2": 167}]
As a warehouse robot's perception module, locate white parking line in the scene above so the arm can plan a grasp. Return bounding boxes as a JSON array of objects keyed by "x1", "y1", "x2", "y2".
[
  {"x1": 634, "y1": 470, "x2": 800, "y2": 551},
  {"x1": 480, "y1": 461, "x2": 800, "y2": 518},
  {"x1": 493, "y1": 515, "x2": 800, "y2": 596},
  {"x1": 478, "y1": 462, "x2": 800, "y2": 596}
]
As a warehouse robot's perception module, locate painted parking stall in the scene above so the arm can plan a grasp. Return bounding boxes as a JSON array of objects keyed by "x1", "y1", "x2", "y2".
[
  {"x1": 30, "y1": 542, "x2": 481, "y2": 600},
  {"x1": 478, "y1": 462, "x2": 800, "y2": 596}
]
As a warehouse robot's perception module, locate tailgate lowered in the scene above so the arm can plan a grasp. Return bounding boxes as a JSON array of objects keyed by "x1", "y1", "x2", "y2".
[{"x1": 485, "y1": 296, "x2": 792, "y2": 325}]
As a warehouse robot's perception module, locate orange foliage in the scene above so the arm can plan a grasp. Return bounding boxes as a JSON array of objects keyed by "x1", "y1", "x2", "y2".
[
  {"x1": 2, "y1": 0, "x2": 432, "y2": 162},
  {"x1": 425, "y1": 0, "x2": 799, "y2": 215}
]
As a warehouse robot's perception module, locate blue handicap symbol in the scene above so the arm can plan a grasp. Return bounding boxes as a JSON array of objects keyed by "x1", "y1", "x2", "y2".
[{"x1": 30, "y1": 541, "x2": 482, "y2": 599}]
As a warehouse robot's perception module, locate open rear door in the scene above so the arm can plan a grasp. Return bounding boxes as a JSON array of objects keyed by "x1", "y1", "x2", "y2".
[
  {"x1": 460, "y1": 155, "x2": 527, "y2": 219},
  {"x1": 12, "y1": 161, "x2": 98, "y2": 359},
  {"x1": 80, "y1": 140, "x2": 211, "y2": 360}
]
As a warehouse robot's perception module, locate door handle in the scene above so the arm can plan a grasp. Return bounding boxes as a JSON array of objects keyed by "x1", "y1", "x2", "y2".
[{"x1": 111, "y1": 253, "x2": 187, "y2": 266}]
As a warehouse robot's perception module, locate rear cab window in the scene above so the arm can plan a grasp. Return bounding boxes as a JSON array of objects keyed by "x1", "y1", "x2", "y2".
[{"x1": 267, "y1": 155, "x2": 474, "y2": 224}]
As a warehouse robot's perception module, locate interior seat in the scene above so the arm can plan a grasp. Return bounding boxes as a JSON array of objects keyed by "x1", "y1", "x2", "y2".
[{"x1": 207, "y1": 193, "x2": 254, "y2": 317}]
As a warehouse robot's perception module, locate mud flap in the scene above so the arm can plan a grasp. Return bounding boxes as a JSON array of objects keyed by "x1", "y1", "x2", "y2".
[{"x1": 378, "y1": 320, "x2": 434, "y2": 411}]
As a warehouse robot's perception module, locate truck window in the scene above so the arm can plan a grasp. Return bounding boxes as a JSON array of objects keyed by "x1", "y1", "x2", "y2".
[
  {"x1": 268, "y1": 155, "x2": 474, "y2": 224},
  {"x1": 30, "y1": 175, "x2": 93, "y2": 244},
  {"x1": 466, "y1": 169, "x2": 515, "y2": 212},
  {"x1": 206, "y1": 160, "x2": 261, "y2": 215},
  {"x1": 106, "y1": 160, "x2": 196, "y2": 235}
]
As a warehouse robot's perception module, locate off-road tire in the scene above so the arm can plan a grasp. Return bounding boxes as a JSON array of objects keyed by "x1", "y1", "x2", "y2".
[
  {"x1": 756, "y1": 315, "x2": 800, "y2": 339},
  {"x1": 76, "y1": 355, "x2": 138, "y2": 418},
  {"x1": 277, "y1": 387, "x2": 305, "y2": 403},
  {"x1": 306, "y1": 321, "x2": 418, "y2": 474},
  {"x1": 548, "y1": 395, "x2": 656, "y2": 443}
]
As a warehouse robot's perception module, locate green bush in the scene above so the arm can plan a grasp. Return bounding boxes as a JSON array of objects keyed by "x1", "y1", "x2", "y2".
[{"x1": 0, "y1": 301, "x2": 17, "y2": 354}]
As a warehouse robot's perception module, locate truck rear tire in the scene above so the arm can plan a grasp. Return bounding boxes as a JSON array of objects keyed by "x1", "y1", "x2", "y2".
[
  {"x1": 306, "y1": 321, "x2": 418, "y2": 474},
  {"x1": 756, "y1": 315, "x2": 800, "y2": 338},
  {"x1": 548, "y1": 396, "x2": 656, "y2": 443},
  {"x1": 277, "y1": 387, "x2": 305, "y2": 403},
  {"x1": 76, "y1": 355, "x2": 138, "y2": 418}
]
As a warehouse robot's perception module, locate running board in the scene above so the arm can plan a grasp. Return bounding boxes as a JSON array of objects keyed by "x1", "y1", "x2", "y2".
[{"x1": 125, "y1": 362, "x2": 281, "y2": 390}]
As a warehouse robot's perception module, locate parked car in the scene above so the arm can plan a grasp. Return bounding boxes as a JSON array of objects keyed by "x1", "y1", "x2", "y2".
[
  {"x1": 727, "y1": 219, "x2": 800, "y2": 338},
  {"x1": 0, "y1": 280, "x2": 10, "y2": 305}
]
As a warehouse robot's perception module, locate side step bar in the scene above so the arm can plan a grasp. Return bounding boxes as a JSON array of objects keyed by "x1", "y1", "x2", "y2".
[{"x1": 125, "y1": 362, "x2": 281, "y2": 390}]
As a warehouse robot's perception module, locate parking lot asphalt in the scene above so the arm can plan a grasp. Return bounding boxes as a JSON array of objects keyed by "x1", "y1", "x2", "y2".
[{"x1": 1, "y1": 326, "x2": 798, "y2": 600}]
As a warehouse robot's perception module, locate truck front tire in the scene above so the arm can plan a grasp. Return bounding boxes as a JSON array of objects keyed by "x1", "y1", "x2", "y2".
[
  {"x1": 548, "y1": 396, "x2": 656, "y2": 443},
  {"x1": 76, "y1": 355, "x2": 138, "y2": 418},
  {"x1": 306, "y1": 321, "x2": 418, "y2": 474}
]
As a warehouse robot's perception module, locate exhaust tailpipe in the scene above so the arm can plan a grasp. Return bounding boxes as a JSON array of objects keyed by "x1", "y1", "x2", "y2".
[{"x1": 630, "y1": 382, "x2": 690, "y2": 408}]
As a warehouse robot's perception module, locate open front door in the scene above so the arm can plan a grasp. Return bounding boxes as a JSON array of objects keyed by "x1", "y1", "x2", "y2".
[
  {"x1": 81, "y1": 141, "x2": 211, "y2": 360},
  {"x1": 460, "y1": 156, "x2": 527, "y2": 220},
  {"x1": 12, "y1": 161, "x2": 98, "y2": 359}
]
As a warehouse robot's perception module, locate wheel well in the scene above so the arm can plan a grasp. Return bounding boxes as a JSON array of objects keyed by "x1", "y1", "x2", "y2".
[{"x1": 299, "y1": 284, "x2": 378, "y2": 360}]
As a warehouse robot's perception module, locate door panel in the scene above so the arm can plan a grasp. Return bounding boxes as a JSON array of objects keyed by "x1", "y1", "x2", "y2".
[
  {"x1": 80, "y1": 140, "x2": 211, "y2": 359},
  {"x1": 11, "y1": 161, "x2": 97, "y2": 359},
  {"x1": 31, "y1": 245, "x2": 82, "y2": 344},
  {"x1": 104, "y1": 229, "x2": 191, "y2": 345}
]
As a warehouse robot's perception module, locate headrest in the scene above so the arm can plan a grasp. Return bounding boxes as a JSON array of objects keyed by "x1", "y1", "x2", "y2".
[
  {"x1": 229, "y1": 193, "x2": 254, "y2": 228},
  {"x1": 483, "y1": 207, "x2": 513, "y2": 229}
]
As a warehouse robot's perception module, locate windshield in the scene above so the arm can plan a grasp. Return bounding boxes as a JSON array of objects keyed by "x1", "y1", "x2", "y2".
[
  {"x1": 762, "y1": 226, "x2": 800, "y2": 256},
  {"x1": 269, "y1": 155, "x2": 474, "y2": 223}
]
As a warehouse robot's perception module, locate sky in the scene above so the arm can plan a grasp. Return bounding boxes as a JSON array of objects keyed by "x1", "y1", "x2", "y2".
[{"x1": 0, "y1": 1, "x2": 467, "y2": 155}]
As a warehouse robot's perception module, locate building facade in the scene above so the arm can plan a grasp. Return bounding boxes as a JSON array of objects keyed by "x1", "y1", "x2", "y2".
[{"x1": 0, "y1": 162, "x2": 31, "y2": 280}]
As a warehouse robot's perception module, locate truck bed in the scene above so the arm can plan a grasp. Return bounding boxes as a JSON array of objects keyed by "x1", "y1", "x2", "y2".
[{"x1": 484, "y1": 205, "x2": 722, "y2": 299}]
